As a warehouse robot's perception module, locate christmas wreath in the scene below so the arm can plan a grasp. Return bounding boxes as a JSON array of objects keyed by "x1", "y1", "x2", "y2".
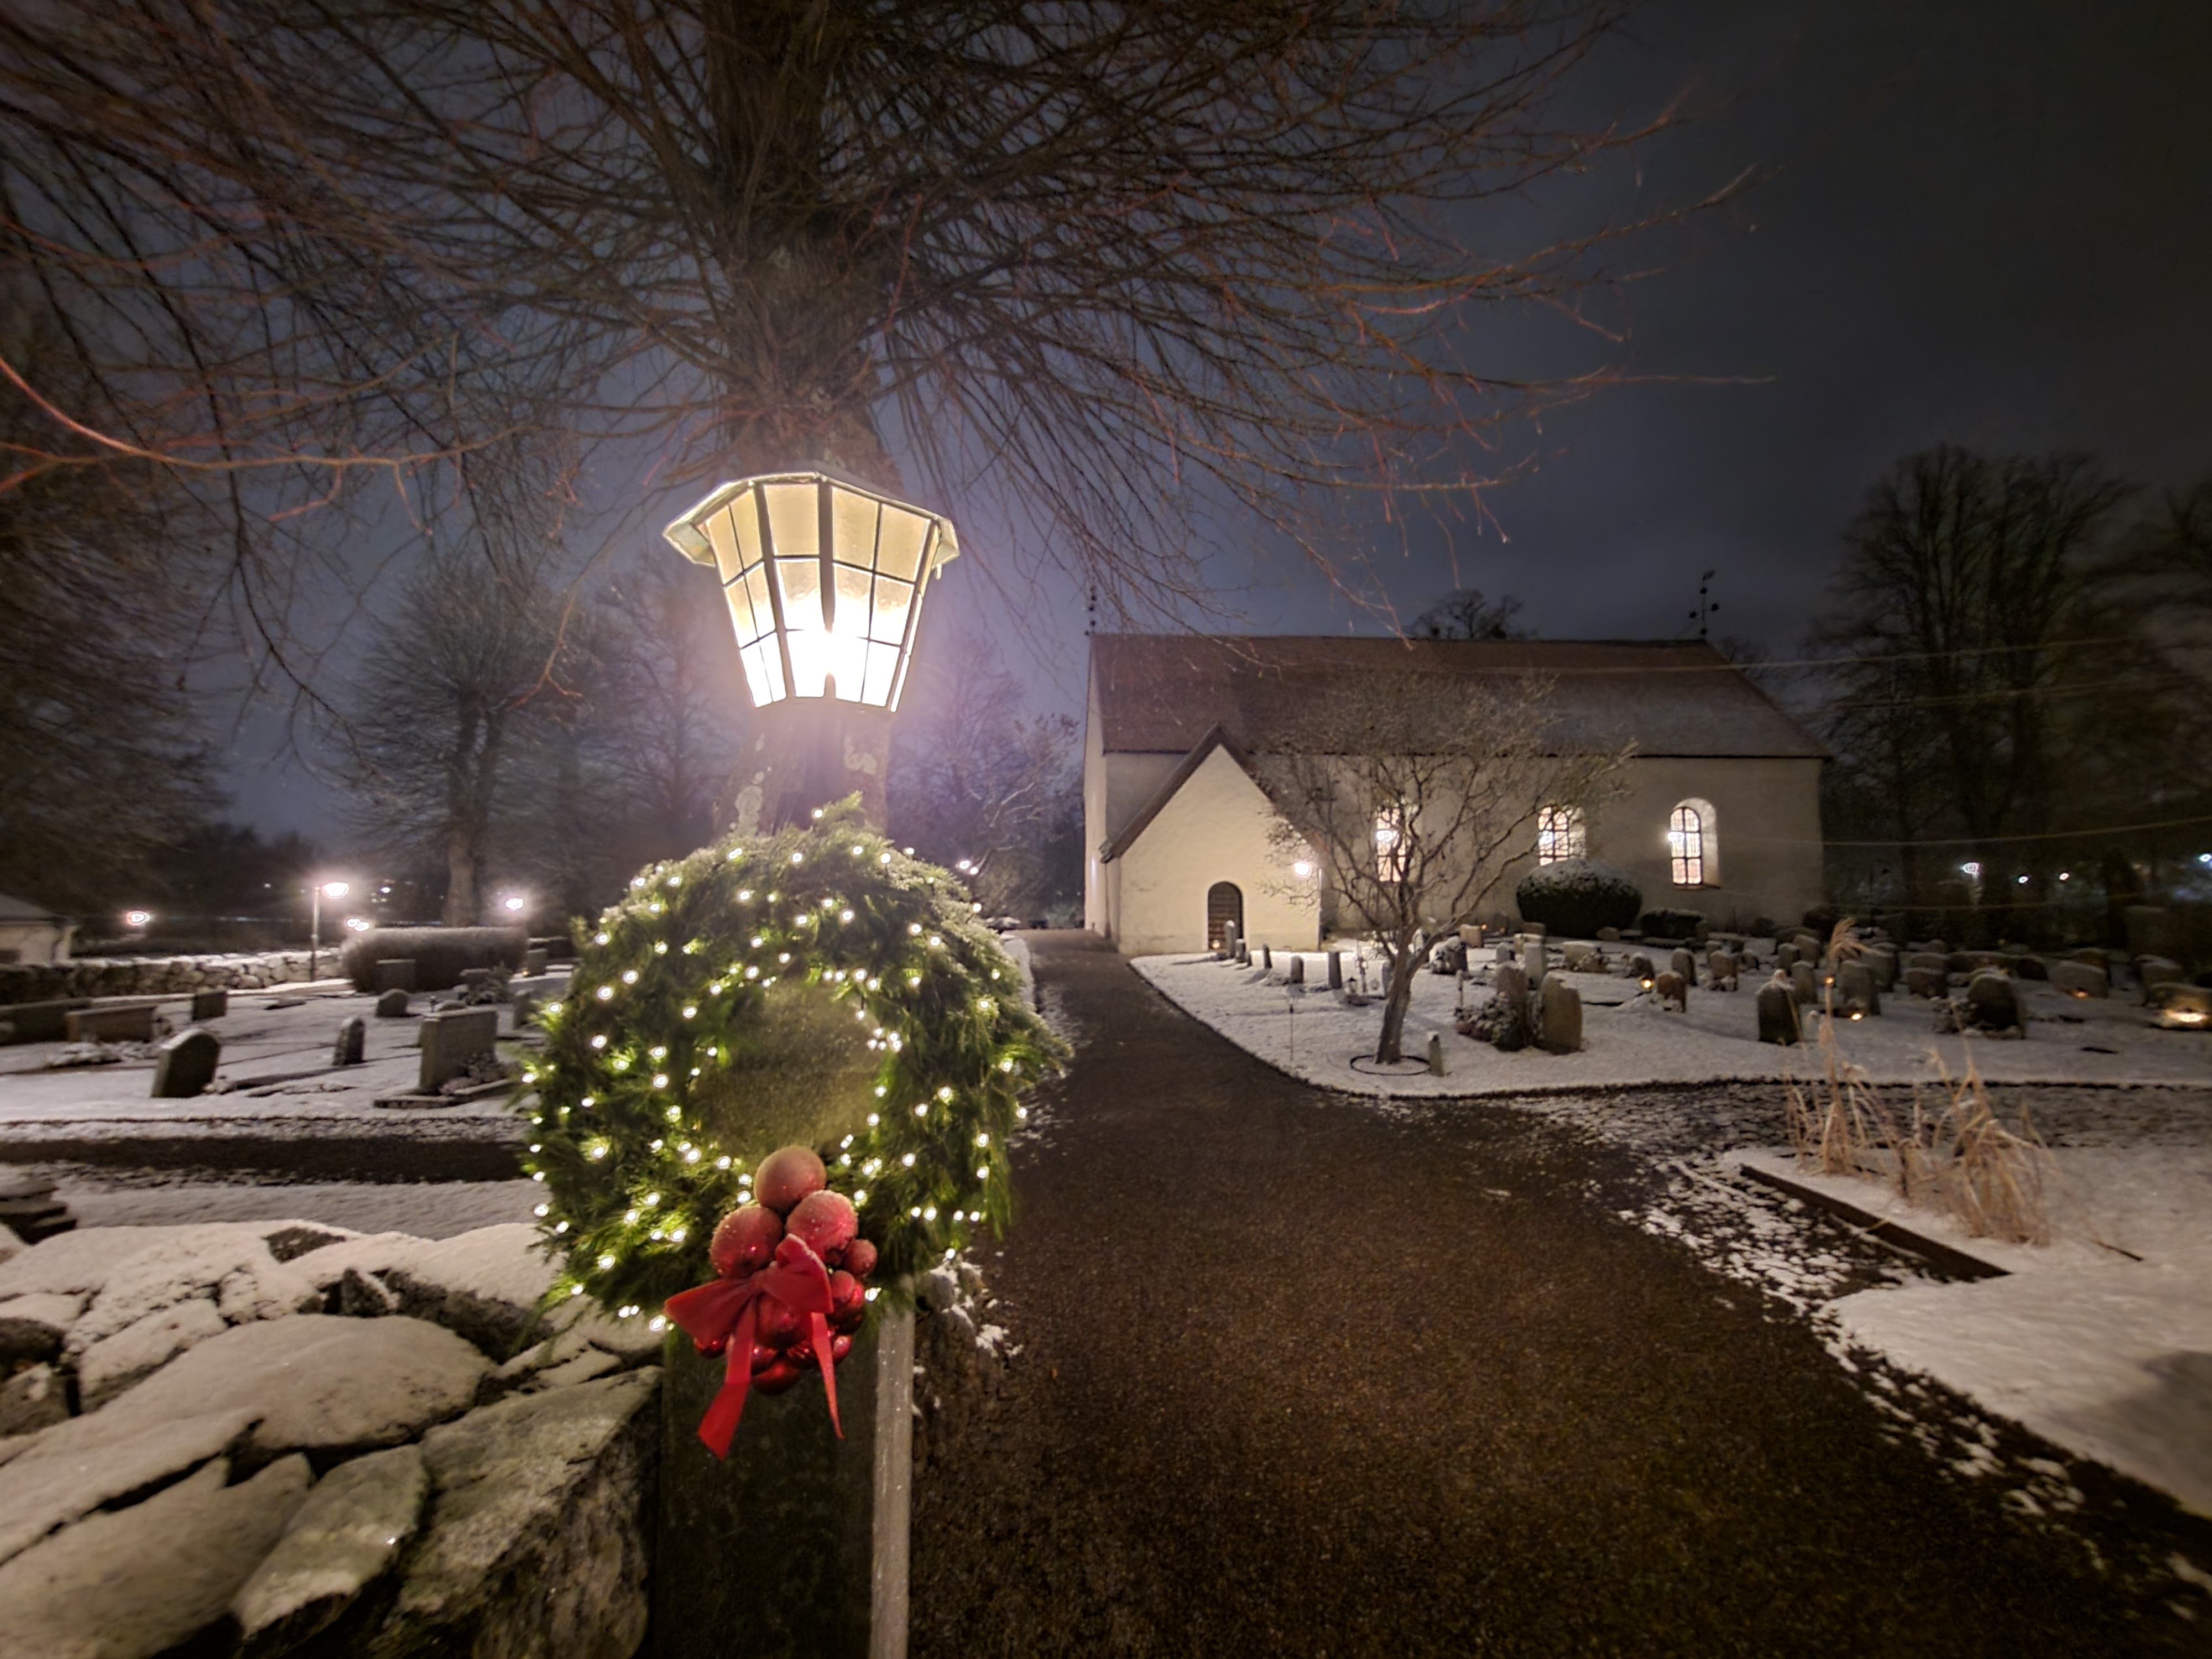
[{"x1": 518, "y1": 802, "x2": 1064, "y2": 1330}]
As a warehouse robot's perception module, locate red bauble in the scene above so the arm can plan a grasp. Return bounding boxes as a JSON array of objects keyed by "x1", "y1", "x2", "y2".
[
  {"x1": 830, "y1": 1333, "x2": 854, "y2": 1363},
  {"x1": 754, "y1": 1145, "x2": 828, "y2": 1215},
  {"x1": 754, "y1": 1296, "x2": 804, "y2": 1349},
  {"x1": 828, "y1": 1269, "x2": 865, "y2": 1316},
  {"x1": 708, "y1": 1203, "x2": 784, "y2": 1279},
  {"x1": 840, "y1": 1238, "x2": 878, "y2": 1280},
  {"x1": 787, "y1": 1190, "x2": 859, "y2": 1260},
  {"x1": 752, "y1": 1358, "x2": 804, "y2": 1395}
]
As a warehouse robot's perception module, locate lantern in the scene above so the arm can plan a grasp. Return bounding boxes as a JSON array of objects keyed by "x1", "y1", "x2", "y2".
[{"x1": 662, "y1": 470, "x2": 959, "y2": 712}]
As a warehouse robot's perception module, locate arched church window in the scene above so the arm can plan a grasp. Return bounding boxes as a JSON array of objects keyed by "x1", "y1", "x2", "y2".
[
  {"x1": 1537, "y1": 805, "x2": 1586, "y2": 864},
  {"x1": 1669, "y1": 801, "x2": 1716, "y2": 887}
]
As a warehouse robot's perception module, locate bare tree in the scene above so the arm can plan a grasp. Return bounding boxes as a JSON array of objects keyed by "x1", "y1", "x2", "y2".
[
  {"x1": 889, "y1": 630, "x2": 1078, "y2": 917},
  {"x1": 341, "y1": 547, "x2": 582, "y2": 925},
  {"x1": 1811, "y1": 446, "x2": 2151, "y2": 939},
  {"x1": 1258, "y1": 673, "x2": 1624, "y2": 1063},
  {"x1": 1410, "y1": 588, "x2": 1528, "y2": 640},
  {"x1": 0, "y1": 0, "x2": 1709, "y2": 685}
]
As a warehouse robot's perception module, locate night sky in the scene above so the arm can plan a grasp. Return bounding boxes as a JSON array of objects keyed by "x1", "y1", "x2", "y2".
[{"x1": 227, "y1": 0, "x2": 2212, "y2": 841}]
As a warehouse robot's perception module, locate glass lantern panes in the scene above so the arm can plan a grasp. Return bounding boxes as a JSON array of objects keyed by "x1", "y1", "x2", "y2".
[{"x1": 664, "y1": 472, "x2": 958, "y2": 711}]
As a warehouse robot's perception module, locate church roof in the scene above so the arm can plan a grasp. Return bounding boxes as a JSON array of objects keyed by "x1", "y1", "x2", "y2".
[
  {"x1": 1088, "y1": 635, "x2": 1826, "y2": 760},
  {"x1": 1097, "y1": 726, "x2": 1264, "y2": 862}
]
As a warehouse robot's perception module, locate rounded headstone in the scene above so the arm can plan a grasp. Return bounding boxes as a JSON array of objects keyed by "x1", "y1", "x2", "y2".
[
  {"x1": 375, "y1": 988, "x2": 413, "y2": 1018},
  {"x1": 1669, "y1": 947, "x2": 1697, "y2": 986},
  {"x1": 1536, "y1": 977, "x2": 1583, "y2": 1053},
  {"x1": 1756, "y1": 977, "x2": 1802, "y2": 1045},
  {"x1": 1790, "y1": 961, "x2": 1817, "y2": 1006},
  {"x1": 150, "y1": 1027, "x2": 220, "y2": 1099},
  {"x1": 1964, "y1": 971, "x2": 2022, "y2": 1032},
  {"x1": 1838, "y1": 959, "x2": 1881, "y2": 1018}
]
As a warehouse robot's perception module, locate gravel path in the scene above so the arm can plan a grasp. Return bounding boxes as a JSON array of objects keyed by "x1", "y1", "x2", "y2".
[{"x1": 908, "y1": 935, "x2": 2204, "y2": 1657}]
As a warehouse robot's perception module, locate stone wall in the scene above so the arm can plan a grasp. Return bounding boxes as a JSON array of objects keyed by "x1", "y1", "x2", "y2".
[
  {"x1": 0, "y1": 950, "x2": 322, "y2": 1006},
  {"x1": 0, "y1": 1219, "x2": 662, "y2": 1659}
]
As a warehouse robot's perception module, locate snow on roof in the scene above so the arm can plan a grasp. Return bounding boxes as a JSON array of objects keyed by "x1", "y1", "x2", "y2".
[
  {"x1": 0, "y1": 892, "x2": 61, "y2": 923},
  {"x1": 1089, "y1": 635, "x2": 1827, "y2": 760}
]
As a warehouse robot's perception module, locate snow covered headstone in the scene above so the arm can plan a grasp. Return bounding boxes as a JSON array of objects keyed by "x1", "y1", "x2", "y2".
[{"x1": 149, "y1": 1027, "x2": 220, "y2": 1099}]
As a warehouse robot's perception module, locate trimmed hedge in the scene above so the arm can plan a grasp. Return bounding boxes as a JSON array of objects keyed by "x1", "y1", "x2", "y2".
[
  {"x1": 339, "y1": 926, "x2": 527, "y2": 992},
  {"x1": 1515, "y1": 859, "x2": 1643, "y2": 940}
]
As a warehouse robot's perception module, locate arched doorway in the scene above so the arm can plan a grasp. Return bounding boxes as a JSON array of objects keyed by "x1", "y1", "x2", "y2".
[{"x1": 1206, "y1": 881, "x2": 1245, "y2": 950}]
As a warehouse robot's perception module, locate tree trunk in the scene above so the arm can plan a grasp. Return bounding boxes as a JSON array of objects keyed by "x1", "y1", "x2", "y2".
[{"x1": 1374, "y1": 941, "x2": 1420, "y2": 1063}]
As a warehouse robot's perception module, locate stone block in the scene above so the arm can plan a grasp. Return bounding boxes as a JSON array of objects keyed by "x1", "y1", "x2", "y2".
[
  {"x1": 0, "y1": 1405, "x2": 265, "y2": 1566},
  {"x1": 0, "y1": 999, "x2": 90, "y2": 1044},
  {"x1": 376, "y1": 987, "x2": 413, "y2": 1018},
  {"x1": 1790, "y1": 961, "x2": 1817, "y2": 1006},
  {"x1": 151, "y1": 1026, "x2": 221, "y2": 1098},
  {"x1": 523, "y1": 947, "x2": 549, "y2": 976},
  {"x1": 0, "y1": 1455, "x2": 311, "y2": 1659},
  {"x1": 2049, "y1": 959, "x2": 2109, "y2": 999},
  {"x1": 1756, "y1": 978, "x2": 1801, "y2": 1045},
  {"x1": 419, "y1": 1007, "x2": 498, "y2": 1093},
  {"x1": 232, "y1": 1443, "x2": 428, "y2": 1658},
  {"x1": 65, "y1": 1003, "x2": 158, "y2": 1043},
  {"x1": 379, "y1": 1369, "x2": 659, "y2": 1659},
  {"x1": 1326, "y1": 950, "x2": 1343, "y2": 990},
  {"x1": 332, "y1": 1015, "x2": 366, "y2": 1067},
  {"x1": 375, "y1": 958, "x2": 419, "y2": 993},
  {"x1": 0, "y1": 1361, "x2": 68, "y2": 1436},
  {"x1": 190, "y1": 988, "x2": 229, "y2": 1021},
  {"x1": 1669, "y1": 947, "x2": 1697, "y2": 985},
  {"x1": 0, "y1": 1292, "x2": 80, "y2": 1364},
  {"x1": 1906, "y1": 966, "x2": 1946, "y2": 999},
  {"x1": 1964, "y1": 971, "x2": 2022, "y2": 1032},
  {"x1": 1838, "y1": 959, "x2": 1881, "y2": 1017},
  {"x1": 1651, "y1": 970, "x2": 1687, "y2": 1012},
  {"x1": 1286, "y1": 955, "x2": 1305, "y2": 986},
  {"x1": 1536, "y1": 977, "x2": 1582, "y2": 1053}
]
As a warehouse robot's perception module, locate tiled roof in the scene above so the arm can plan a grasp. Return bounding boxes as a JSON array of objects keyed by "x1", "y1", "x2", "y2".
[{"x1": 1089, "y1": 635, "x2": 1826, "y2": 760}]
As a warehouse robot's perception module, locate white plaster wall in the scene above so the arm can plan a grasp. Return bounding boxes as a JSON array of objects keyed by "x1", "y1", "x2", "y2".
[
  {"x1": 1111, "y1": 747, "x2": 1319, "y2": 956},
  {"x1": 1564, "y1": 756, "x2": 1825, "y2": 929}
]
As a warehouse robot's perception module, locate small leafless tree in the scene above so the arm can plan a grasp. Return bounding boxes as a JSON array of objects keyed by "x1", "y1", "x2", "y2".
[
  {"x1": 1409, "y1": 588, "x2": 1529, "y2": 640},
  {"x1": 1259, "y1": 672, "x2": 1625, "y2": 1062}
]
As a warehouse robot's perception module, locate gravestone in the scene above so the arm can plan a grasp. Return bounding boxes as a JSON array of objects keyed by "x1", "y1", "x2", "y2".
[
  {"x1": 1562, "y1": 942, "x2": 1602, "y2": 973},
  {"x1": 150, "y1": 1027, "x2": 221, "y2": 1098},
  {"x1": 190, "y1": 988, "x2": 228, "y2": 1021},
  {"x1": 332, "y1": 1015, "x2": 366, "y2": 1066},
  {"x1": 1327, "y1": 950, "x2": 1343, "y2": 990},
  {"x1": 1651, "y1": 970, "x2": 1687, "y2": 1013},
  {"x1": 1222, "y1": 921, "x2": 1240, "y2": 959},
  {"x1": 1235, "y1": 942, "x2": 1250, "y2": 967},
  {"x1": 1520, "y1": 937, "x2": 1548, "y2": 983},
  {"x1": 1964, "y1": 971, "x2": 2022, "y2": 1032},
  {"x1": 2138, "y1": 957, "x2": 2185, "y2": 997},
  {"x1": 1536, "y1": 977, "x2": 1583, "y2": 1053},
  {"x1": 1494, "y1": 943, "x2": 1515, "y2": 965},
  {"x1": 2150, "y1": 983, "x2": 2212, "y2": 1027},
  {"x1": 2049, "y1": 960, "x2": 2108, "y2": 999},
  {"x1": 1260, "y1": 945, "x2": 1272, "y2": 972},
  {"x1": 419, "y1": 1007, "x2": 498, "y2": 1093},
  {"x1": 374, "y1": 959, "x2": 418, "y2": 993},
  {"x1": 1707, "y1": 950, "x2": 1739, "y2": 992},
  {"x1": 1426, "y1": 1032, "x2": 1447, "y2": 1076},
  {"x1": 523, "y1": 947, "x2": 549, "y2": 977},
  {"x1": 1669, "y1": 947, "x2": 1697, "y2": 987},
  {"x1": 1756, "y1": 976, "x2": 1801, "y2": 1045},
  {"x1": 1790, "y1": 961, "x2": 1817, "y2": 1006},
  {"x1": 1484, "y1": 963, "x2": 1532, "y2": 1051},
  {"x1": 1596, "y1": 926, "x2": 1621, "y2": 942},
  {"x1": 1287, "y1": 955, "x2": 1306, "y2": 987},
  {"x1": 1905, "y1": 966, "x2": 1946, "y2": 999},
  {"x1": 1838, "y1": 960, "x2": 1880, "y2": 1017},
  {"x1": 65, "y1": 1004, "x2": 159, "y2": 1044},
  {"x1": 1776, "y1": 943, "x2": 1799, "y2": 972},
  {"x1": 375, "y1": 988, "x2": 413, "y2": 1018},
  {"x1": 1866, "y1": 949, "x2": 1898, "y2": 992},
  {"x1": 1626, "y1": 953, "x2": 1656, "y2": 985}
]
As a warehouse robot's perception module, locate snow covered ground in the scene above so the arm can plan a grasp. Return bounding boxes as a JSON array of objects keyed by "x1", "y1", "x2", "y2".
[
  {"x1": 1136, "y1": 948, "x2": 2212, "y2": 1521},
  {"x1": 1134, "y1": 950, "x2": 2212, "y2": 1095},
  {"x1": 1730, "y1": 1146, "x2": 2212, "y2": 1518},
  {"x1": 0, "y1": 987, "x2": 526, "y2": 1135}
]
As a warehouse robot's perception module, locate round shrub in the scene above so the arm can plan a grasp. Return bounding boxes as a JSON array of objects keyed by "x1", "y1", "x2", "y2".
[
  {"x1": 340, "y1": 926, "x2": 526, "y2": 992},
  {"x1": 1515, "y1": 859, "x2": 1642, "y2": 940}
]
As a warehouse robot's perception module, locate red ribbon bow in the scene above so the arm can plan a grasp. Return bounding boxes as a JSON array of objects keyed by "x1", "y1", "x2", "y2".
[{"x1": 664, "y1": 1234, "x2": 842, "y2": 1458}]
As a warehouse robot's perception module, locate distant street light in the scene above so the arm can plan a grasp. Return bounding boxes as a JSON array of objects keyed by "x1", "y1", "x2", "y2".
[
  {"x1": 500, "y1": 893, "x2": 528, "y2": 915},
  {"x1": 309, "y1": 878, "x2": 353, "y2": 984},
  {"x1": 344, "y1": 916, "x2": 373, "y2": 933},
  {"x1": 664, "y1": 467, "x2": 958, "y2": 828},
  {"x1": 123, "y1": 909, "x2": 153, "y2": 931}
]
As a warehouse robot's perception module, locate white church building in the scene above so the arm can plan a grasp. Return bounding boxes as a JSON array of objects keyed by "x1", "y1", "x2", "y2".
[{"x1": 1083, "y1": 635, "x2": 1828, "y2": 956}]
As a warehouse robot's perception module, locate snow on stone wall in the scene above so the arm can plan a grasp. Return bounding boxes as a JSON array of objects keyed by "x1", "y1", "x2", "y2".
[{"x1": 0, "y1": 950, "x2": 324, "y2": 1006}]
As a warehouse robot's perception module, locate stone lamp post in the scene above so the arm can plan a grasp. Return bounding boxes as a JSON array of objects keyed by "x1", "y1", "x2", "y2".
[{"x1": 664, "y1": 467, "x2": 959, "y2": 833}]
